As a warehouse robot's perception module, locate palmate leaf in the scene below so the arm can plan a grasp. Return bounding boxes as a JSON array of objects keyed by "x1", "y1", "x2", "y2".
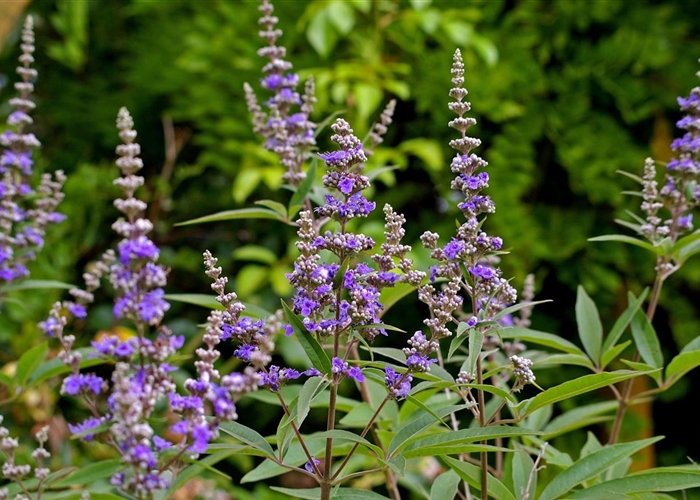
[
  {"x1": 499, "y1": 327, "x2": 585, "y2": 355},
  {"x1": 630, "y1": 304, "x2": 663, "y2": 370},
  {"x1": 602, "y1": 289, "x2": 649, "y2": 353},
  {"x1": 515, "y1": 370, "x2": 648, "y2": 418},
  {"x1": 664, "y1": 349, "x2": 700, "y2": 389},
  {"x1": 440, "y1": 456, "x2": 516, "y2": 500},
  {"x1": 49, "y1": 458, "x2": 123, "y2": 488},
  {"x1": 388, "y1": 404, "x2": 470, "y2": 457},
  {"x1": 402, "y1": 426, "x2": 539, "y2": 458},
  {"x1": 538, "y1": 437, "x2": 662, "y2": 500},
  {"x1": 218, "y1": 420, "x2": 275, "y2": 459},
  {"x1": 567, "y1": 467, "x2": 700, "y2": 499},
  {"x1": 575, "y1": 286, "x2": 603, "y2": 365}
]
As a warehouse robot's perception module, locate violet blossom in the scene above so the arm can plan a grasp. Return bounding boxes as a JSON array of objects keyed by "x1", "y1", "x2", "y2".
[{"x1": 0, "y1": 16, "x2": 65, "y2": 290}]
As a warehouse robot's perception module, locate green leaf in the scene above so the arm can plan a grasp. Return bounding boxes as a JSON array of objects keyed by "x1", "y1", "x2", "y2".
[
  {"x1": 568, "y1": 468, "x2": 700, "y2": 499},
  {"x1": 218, "y1": 421, "x2": 275, "y2": 459},
  {"x1": 431, "y1": 469, "x2": 461, "y2": 500},
  {"x1": 576, "y1": 286, "x2": 603, "y2": 365},
  {"x1": 601, "y1": 341, "x2": 632, "y2": 370},
  {"x1": 29, "y1": 347, "x2": 103, "y2": 385},
  {"x1": 255, "y1": 199, "x2": 287, "y2": 218},
  {"x1": 307, "y1": 9, "x2": 338, "y2": 58},
  {"x1": 388, "y1": 404, "x2": 469, "y2": 457},
  {"x1": 379, "y1": 282, "x2": 416, "y2": 314},
  {"x1": 0, "y1": 279, "x2": 75, "y2": 292},
  {"x1": 354, "y1": 82, "x2": 383, "y2": 122},
  {"x1": 534, "y1": 353, "x2": 596, "y2": 370},
  {"x1": 441, "y1": 455, "x2": 516, "y2": 500},
  {"x1": 542, "y1": 401, "x2": 618, "y2": 440},
  {"x1": 164, "y1": 293, "x2": 223, "y2": 310},
  {"x1": 51, "y1": 458, "x2": 123, "y2": 487},
  {"x1": 296, "y1": 377, "x2": 328, "y2": 426},
  {"x1": 16, "y1": 341, "x2": 48, "y2": 387},
  {"x1": 163, "y1": 294, "x2": 271, "y2": 318},
  {"x1": 664, "y1": 350, "x2": 700, "y2": 389},
  {"x1": 233, "y1": 245, "x2": 279, "y2": 265},
  {"x1": 630, "y1": 306, "x2": 663, "y2": 369},
  {"x1": 403, "y1": 426, "x2": 538, "y2": 458},
  {"x1": 398, "y1": 138, "x2": 444, "y2": 171},
  {"x1": 311, "y1": 429, "x2": 383, "y2": 459},
  {"x1": 588, "y1": 234, "x2": 657, "y2": 253},
  {"x1": 290, "y1": 160, "x2": 317, "y2": 208},
  {"x1": 671, "y1": 229, "x2": 700, "y2": 262},
  {"x1": 270, "y1": 487, "x2": 390, "y2": 499},
  {"x1": 603, "y1": 289, "x2": 649, "y2": 352},
  {"x1": 540, "y1": 438, "x2": 662, "y2": 500},
  {"x1": 281, "y1": 300, "x2": 331, "y2": 375},
  {"x1": 326, "y1": 2, "x2": 355, "y2": 35},
  {"x1": 467, "y1": 328, "x2": 484, "y2": 379},
  {"x1": 511, "y1": 444, "x2": 536, "y2": 500},
  {"x1": 516, "y1": 370, "x2": 647, "y2": 418},
  {"x1": 494, "y1": 300, "x2": 551, "y2": 323},
  {"x1": 164, "y1": 450, "x2": 236, "y2": 497},
  {"x1": 0, "y1": 372, "x2": 16, "y2": 389},
  {"x1": 499, "y1": 327, "x2": 584, "y2": 355},
  {"x1": 175, "y1": 207, "x2": 284, "y2": 226}
]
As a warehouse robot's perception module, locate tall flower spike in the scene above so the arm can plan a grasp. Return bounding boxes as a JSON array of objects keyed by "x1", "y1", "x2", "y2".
[
  {"x1": 0, "y1": 16, "x2": 66, "y2": 287},
  {"x1": 245, "y1": 0, "x2": 316, "y2": 185},
  {"x1": 404, "y1": 49, "x2": 520, "y2": 390}
]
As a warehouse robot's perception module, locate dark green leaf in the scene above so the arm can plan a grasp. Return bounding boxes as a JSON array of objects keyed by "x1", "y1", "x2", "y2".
[
  {"x1": 441, "y1": 456, "x2": 516, "y2": 500},
  {"x1": 588, "y1": 234, "x2": 657, "y2": 253},
  {"x1": 290, "y1": 160, "x2": 317, "y2": 208},
  {"x1": 255, "y1": 199, "x2": 287, "y2": 218},
  {"x1": 296, "y1": 377, "x2": 329, "y2": 426},
  {"x1": 516, "y1": 370, "x2": 648, "y2": 418},
  {"x1": 602, "y1": 289, "x2": 649, "y2": 352},
  {"x1": 16, "y1": 341, "x2": 48, "y2": 387},
  {"x1": 175, "y1": 207, "x2": 284, "y2": 226},
  {"x1": 281, "y1": 300, "x2": 331, "y2": 375},
  {"x1": 568, "y1": 468, "x2": 700, "y2": 499},
  {"x1": 51, "y1": 458, "x2": 123, "y2": 487},
  {"x1": 576, "y1": 286, "x2": 603, "y2": 365},
  {"x1": 538, "y1": 437, "x2": 662, "y2": 500},
  {"x1": 0, "y1": 279, "x2": 75, "y2": 292},
  {"x1": 218, "y1": 421, "x2": 275, "y2": 459},
  {"x1": 630, "y1": 306, "x2": 663, "y2": 369}
]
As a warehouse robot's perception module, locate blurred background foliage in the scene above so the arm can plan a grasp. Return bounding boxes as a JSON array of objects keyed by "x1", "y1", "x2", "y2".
[{"x1": 1, "y1": 0, "x2": 700, "y2": 494}]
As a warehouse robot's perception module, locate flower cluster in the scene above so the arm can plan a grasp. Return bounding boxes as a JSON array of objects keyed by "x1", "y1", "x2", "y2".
[
  {"x1": 244, "y1": 0, "x2": 316, "y2": 185},
  {"x1": 42, "y1": 109, "x2": 226, "y2": 497},
  {"x1": 286, "y1": 119, "x2": 407, "y2": 343},
  {"x1": 0, "y1": 419, "x2": 52, "y2": 499},
  {"x1": 636, "y1": 75, "x2": 700, "y2": 278},
  {"x1": 390, "y1": 49, "x2": 530, "y2": 394},
  {"x1": 0, "y1": 16, "x2": 65, "y2": 288}
]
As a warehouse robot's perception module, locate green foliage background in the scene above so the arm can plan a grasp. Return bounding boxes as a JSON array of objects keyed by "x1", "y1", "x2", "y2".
[{"x1": 1, "y1": 0, "x2": 700, "y2": 493}]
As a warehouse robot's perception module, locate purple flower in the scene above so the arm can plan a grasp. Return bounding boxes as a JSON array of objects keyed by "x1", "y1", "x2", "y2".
[
  {"x1": 385, "y1": 367, "x2": 412, "y2": 399},
  {"x1": 118, "y1": 235, "x2": 159, "y2": 265},
  {"x1": 305, "y1": 457, "x2": 321, "y2": 474},
  {"x1": 67, "y1": 417, "x2": 102, "y2": 441}
]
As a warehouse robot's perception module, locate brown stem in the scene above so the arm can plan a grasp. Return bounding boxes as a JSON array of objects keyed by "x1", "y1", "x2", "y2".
[
  {"x1": 476, "y1": 356, "x2": 488, "y2": 500},
  {"x1": 349, "y1": 344, "x2": 401, "y2": 500},
  {"x1": 608, "y1": 270, "x2": 665, "y2": 444}
]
